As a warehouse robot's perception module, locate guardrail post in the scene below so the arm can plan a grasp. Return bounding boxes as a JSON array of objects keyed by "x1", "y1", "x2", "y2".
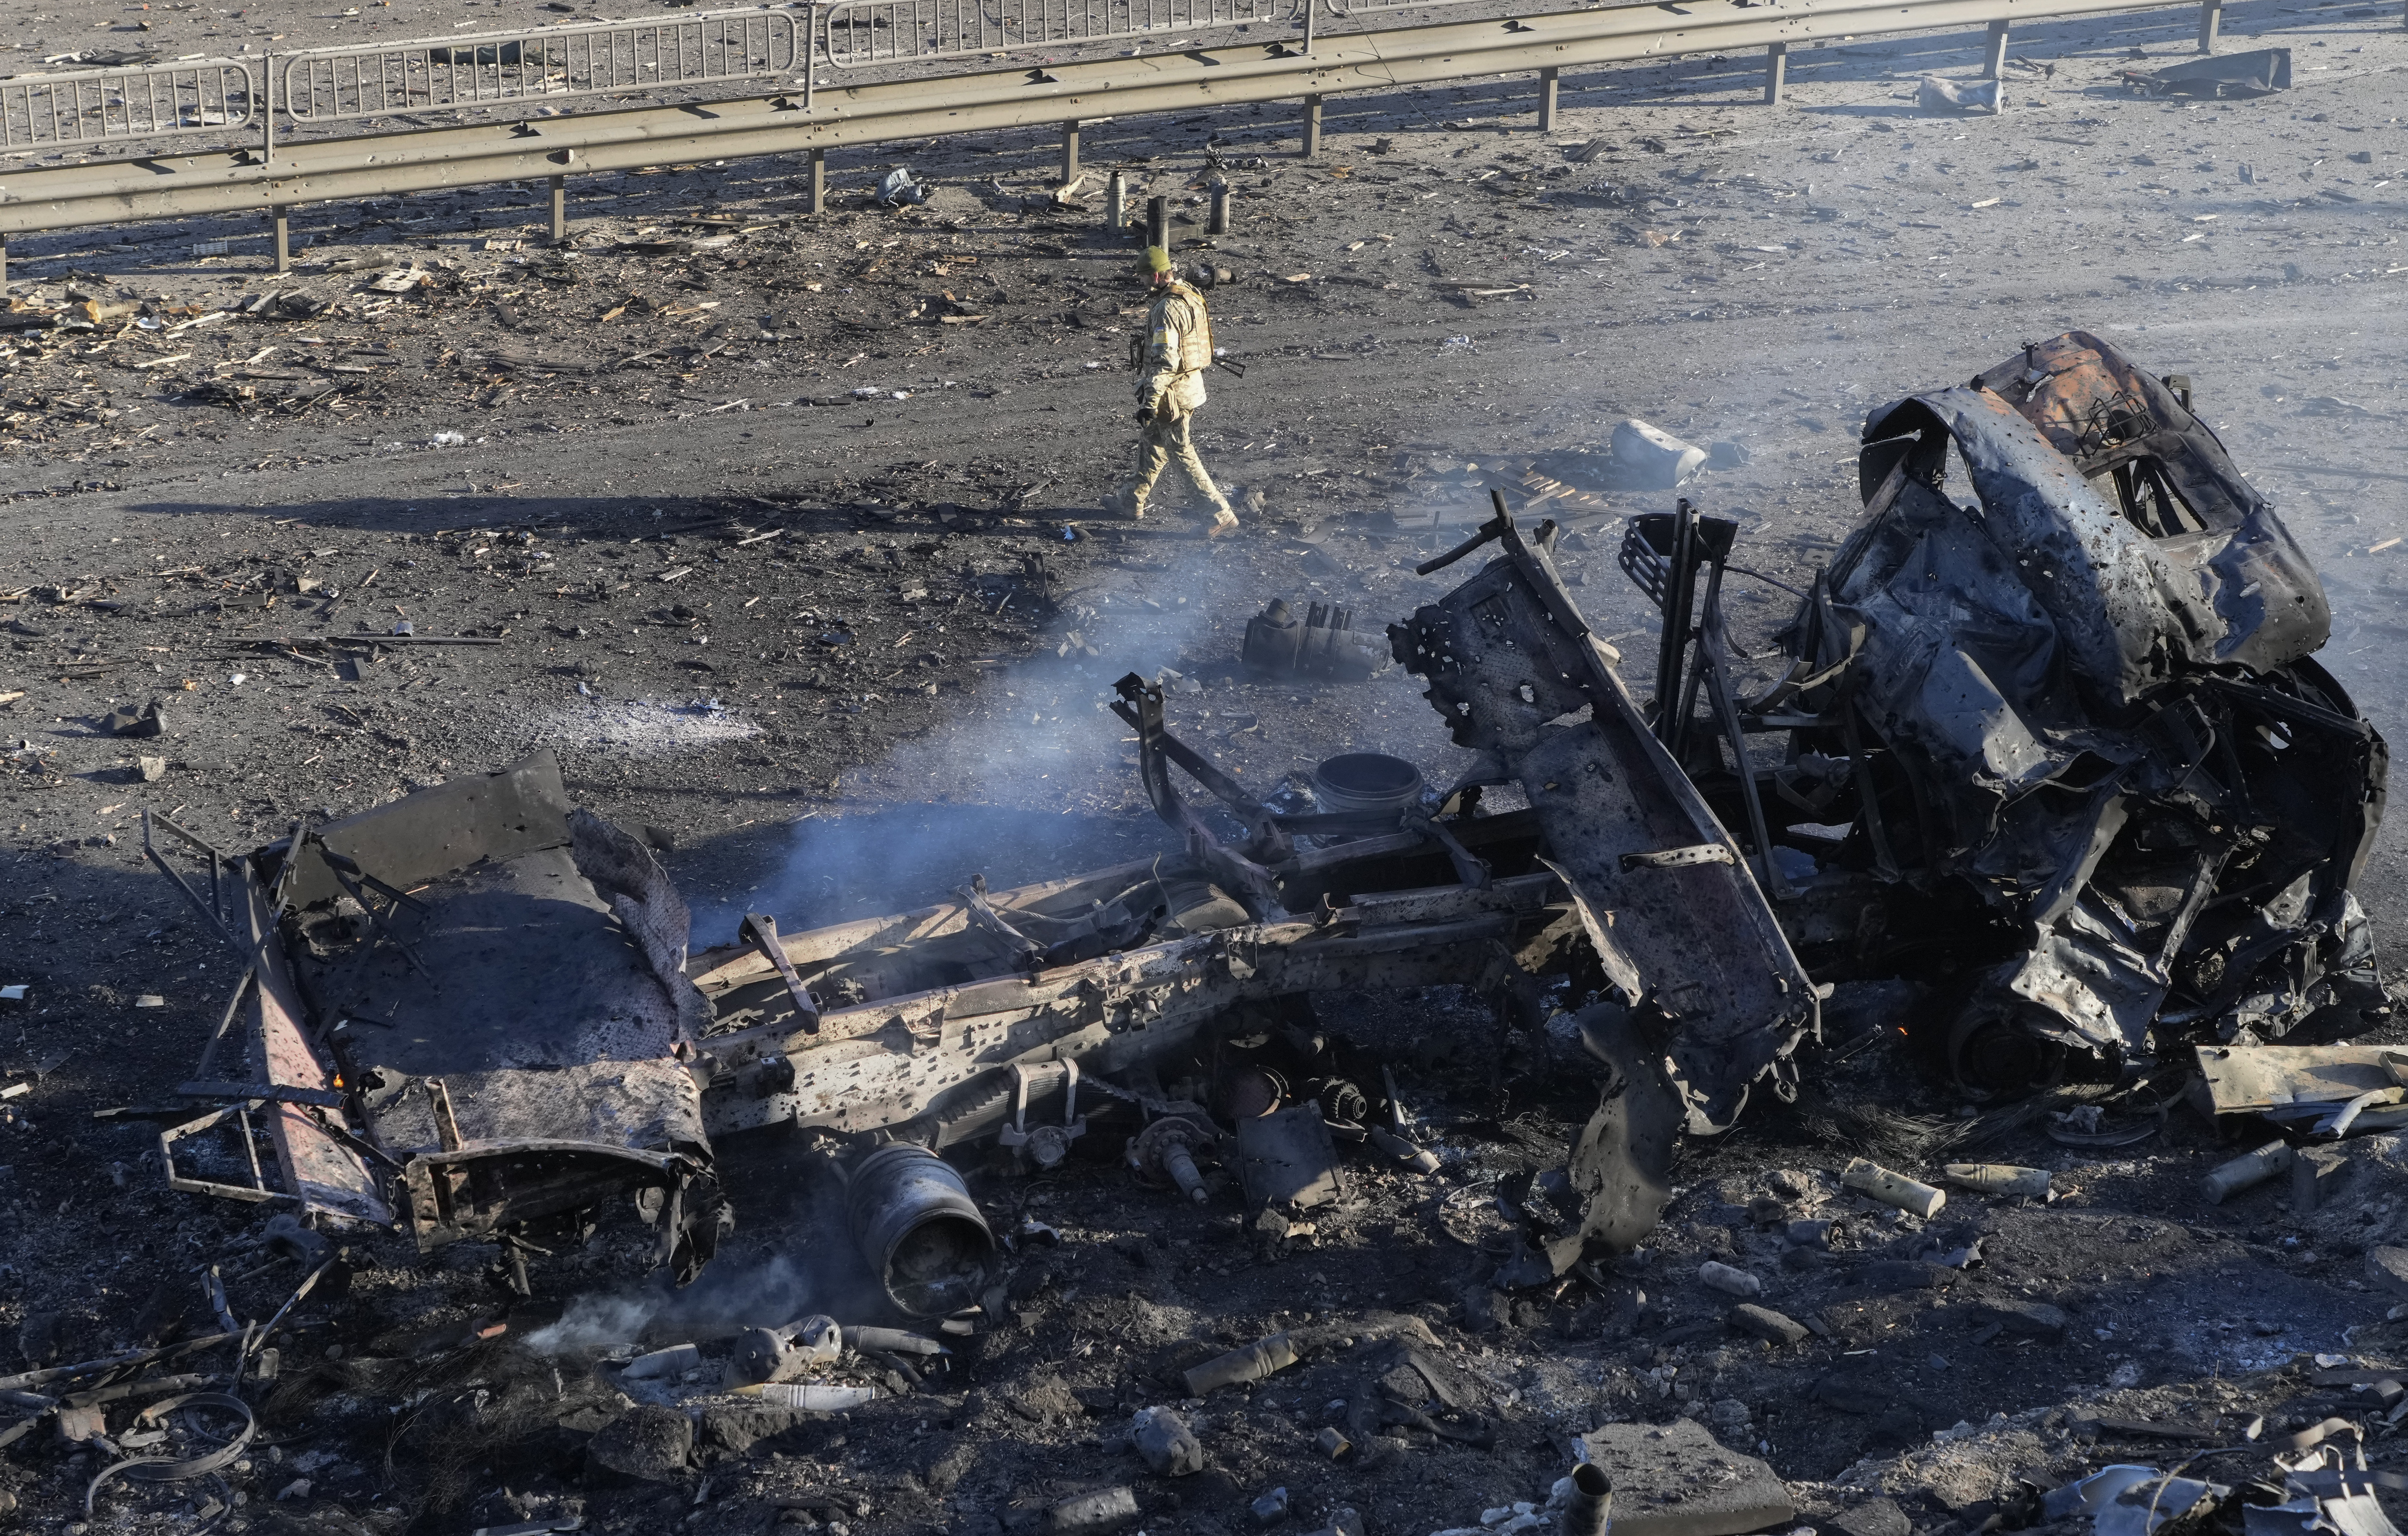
[
  {"x1": 1208, "y1": 183, "x2": 1232, "y2": 235},
  {"x1": 269, "y1": 207, "x2": 290, "y2": 274},
  {"x1": 1061, "y1": 121, "x2": 1081, "y2": 183},
  {"x1": 1763, "y1": 41, "x2": 1787, "y2": 105},
  {"x1": 1538, "y1": 66, "x2": 1559, "y2": 131},
  {"x1": 2197, "y1": 0, "x2": 2223, "y2": 49},
  {"x1": 1982, "y1": 18, "x2": 2010, "y2": 77},
  {"x1": 1302, "y1": 94, "x2": 1323, "y2": 158},
  {"x1": 0, "y1": 237, "x2": 8, "y2": 290},
  {"x1": 549, "y1": 175, "x2": 568, "y2": 243},
  {"x1": 810, "y1": 146, "x2": 827, "y2": 214}
]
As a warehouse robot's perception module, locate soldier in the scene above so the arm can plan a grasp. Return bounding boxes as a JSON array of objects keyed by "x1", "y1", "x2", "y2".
[{"x1": 1109, "y1": 246, "x2": 1239, "y2": 537}]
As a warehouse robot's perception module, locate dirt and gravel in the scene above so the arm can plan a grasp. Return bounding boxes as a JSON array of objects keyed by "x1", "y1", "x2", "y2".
[{"x1": 6, "y1": 0, "x2": 2408, "y2": 1532}]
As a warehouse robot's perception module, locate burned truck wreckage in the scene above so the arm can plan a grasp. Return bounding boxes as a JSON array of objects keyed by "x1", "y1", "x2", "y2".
[{"x1": 144, "y1": 332, "x2": 2387, "y2": 1308}]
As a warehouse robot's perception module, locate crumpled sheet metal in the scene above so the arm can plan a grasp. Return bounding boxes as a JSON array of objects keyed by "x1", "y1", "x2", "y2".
[
  {"x1": 2127, "y1": 47, "x2": 2293, "y2": 97},
  {"x1": 2043, "y1": 1466, "x2": 2226, "y2": 1536},
  {"x1": 1977, "y1": 331, "x2": 2330, "y2": 677},
  {"x1": 1805, "y1": 333, "x2": 2384, "y2": 1069},
  {"x1": 2191, "y1": 1043, "x2": 2408, "y2": 1135},
  {"x1": 1855, "y1": 387, "x2": 2192, "y2": 715},
  {"x1": 2245, "y1": 1467, "x2": 2407, "y2": 1536}
]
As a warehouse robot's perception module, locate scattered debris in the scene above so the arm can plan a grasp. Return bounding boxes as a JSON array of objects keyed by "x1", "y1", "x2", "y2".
[
  {"x1": 879, "y1": 167, "x2": 932, "y2": 206},
  {"x1": 1240, "y1": 598, "x2": 1391, "y2": 681},
  {"x1": 1939, "y1": 1162, "x2": 2050, "y2": 1197},
  {"x1": 1843, "y1": 1158, "x2": 1946, "y2": 1217},
  {"x1": 1920, "y1": 76, "x2": 2005, "y2": 112},
  {"x1": 2123, "y1": 47, "x2": 2292, "y2": 97},
  {"x1": 2044, "y1": 1465, "x2": 2226, "y2": 1536},
  {"x1": 2192, "y1": 1043, "x2": 2408, "y2": 1136},
  {"x1": 1573, "y1": 1419, "x2": 1793, "y2": 1536},
  {"x1": 100, "y1": 698, "x2": 166, "y2": 738},
  {"x1": 1609, "y1": 418, "x2": 1708, "y2": 488},
  {"x1": 2205, "y1": 1138, "x2": 2295, "y2": 1203}
]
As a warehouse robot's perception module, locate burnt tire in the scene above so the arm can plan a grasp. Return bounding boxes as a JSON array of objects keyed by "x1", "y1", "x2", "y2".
[{"x1": 1944, "y1": 1000, "x2": 2068, "y2": 1102}]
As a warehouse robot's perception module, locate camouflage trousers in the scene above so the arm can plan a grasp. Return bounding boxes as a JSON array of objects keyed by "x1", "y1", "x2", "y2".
[{"x1": 1123, "y1": 409, "x2": 1234, "y2": 520}]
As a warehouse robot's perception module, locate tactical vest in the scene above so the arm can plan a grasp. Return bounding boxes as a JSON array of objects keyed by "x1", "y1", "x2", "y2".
[{"x1": 1152, "y1": 282, "x2": 1214, "y2": 374}]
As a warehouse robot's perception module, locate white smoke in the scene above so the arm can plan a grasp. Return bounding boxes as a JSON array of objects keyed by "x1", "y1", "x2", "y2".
[{"x1": 524, "y1": 1252, "x2": 828, "y2": 1355}]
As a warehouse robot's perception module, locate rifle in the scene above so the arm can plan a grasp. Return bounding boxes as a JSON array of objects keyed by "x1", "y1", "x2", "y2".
[{"x1": 1126, "y1": 332, "x2": 1246, "y2": 377}]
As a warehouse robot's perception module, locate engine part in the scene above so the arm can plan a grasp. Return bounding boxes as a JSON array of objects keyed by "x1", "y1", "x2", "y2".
[
  {"x1": 844, "y1": 1143, "x2": 996, "y2": 1318},
  {"x1": 1127, "y1": 1111, "x2": 1217, "y2": 1203},
  {"x1": 996, "y1": 1059, "x2": 1086, "y2": 1170},
  {"x1": 1310, "y1": 753, "x2": 1424, "y2": 819},
  {"x1": 1243, "y1": 598, "x2": 1391, "y2": 682},
  {"x1": 1233, "y1": 1102, "x2": 1344, "y2": 1212}
]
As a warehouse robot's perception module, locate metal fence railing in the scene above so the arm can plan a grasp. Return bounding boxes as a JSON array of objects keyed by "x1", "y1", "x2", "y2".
[
  {"x1": 1317, "y1": 0, "x2": 1480, "y2": 17},
  {"x1": 814, "y1": 0, "x2": 1305, "y2": 69},
  {"x1": 0, "y1": 57, "x2": 257, "y2": 149},
  {"x1": 275, "y1": 9, "x2": 800, "y2": 125}
]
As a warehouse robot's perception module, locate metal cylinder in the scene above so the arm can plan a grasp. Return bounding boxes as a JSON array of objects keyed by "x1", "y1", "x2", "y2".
[
  {"x1": 2205, "y1": 1138, "x2": 2294, "y2": 1204},
  {"x1": 1146, "y1": 194, "x2": 1168, "y2": 250},
  {"x1": 730, "y1": 1326, "x2": 795, "y2": 1385},
  {"x1": 1108, "y1": 169, "x2": 1127, "y2": 234},
  {"x1": 844, "y1": 1143, "x2": 996, "y2": 1317},
  {"x1": 1207, "y1": 183, "x2": 1231, "y2": 235},
  {"x1": 1311, "y1": 752, "x2": 1424, "y2": 817},
  {"x1": 1163, "y1": 1142, "x2": 1207, "y2": 1203},
  {"x1": 1563, "y1": 1463, "x2": 1613, "y2": 1536},
  {"x1": 1051, "y1": 1486, "x2": 1139, "y2": 1535}
]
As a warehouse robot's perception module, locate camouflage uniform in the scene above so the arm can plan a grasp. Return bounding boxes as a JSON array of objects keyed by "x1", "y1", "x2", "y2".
[{"x1": 1120, "y1": 278, "x2": 1237, "y2": 531}]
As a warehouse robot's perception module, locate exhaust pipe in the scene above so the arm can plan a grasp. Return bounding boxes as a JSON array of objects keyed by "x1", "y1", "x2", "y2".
[{"x1": 845, "y1": 1143, "x2": 996, "y2": 1318}]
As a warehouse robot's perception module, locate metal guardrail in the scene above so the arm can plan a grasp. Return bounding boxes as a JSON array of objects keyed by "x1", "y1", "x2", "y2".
[
  {"x1": 0, "y1": 0, "x2": 2382, "y2": 268},
  {"x1": 814, "y1": 0, "x2": 1301, "y2": 69},
  {"x1": 276, "y1": 9, "x2": 800, "y2": 125},
  {"x1": 0, "y1": 57, "x2": 257, "y2": 149}
]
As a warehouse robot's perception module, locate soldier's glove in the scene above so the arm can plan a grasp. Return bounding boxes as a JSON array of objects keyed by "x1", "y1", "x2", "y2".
[{"x1": 1134, "y1": 406, "x2": 1155, "y2": 424}]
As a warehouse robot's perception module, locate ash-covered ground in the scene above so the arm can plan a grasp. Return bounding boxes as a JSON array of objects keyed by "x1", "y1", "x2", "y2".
[{"x1": 6, "y1": 0, "x2": 2408, "y2": 1532}]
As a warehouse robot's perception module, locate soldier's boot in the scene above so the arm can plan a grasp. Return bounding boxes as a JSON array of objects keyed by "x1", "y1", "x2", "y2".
[{"x1": 1206, "y1": 506, "x2": 1239, "y2": 539}]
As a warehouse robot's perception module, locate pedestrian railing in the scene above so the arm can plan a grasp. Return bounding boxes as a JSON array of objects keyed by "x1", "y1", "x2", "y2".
[
  {"x1": 275, "y1": 9, "x2": 801, "y2": 125},
  {"x1": 0, "y1": 57, "x2": 257, "y2": 150},
  {"x1": 813, "y1": 0, "x2": 1302, "y2": 69}
]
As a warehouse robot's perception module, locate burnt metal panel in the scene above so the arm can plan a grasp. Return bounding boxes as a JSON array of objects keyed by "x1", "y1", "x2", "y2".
[
  {"x1": 277, "y1": 751, "x2": 580, "y2": 909},
  {"x1": 1391, "y1": 508, "x2": 1816, "y2": 1132}
]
